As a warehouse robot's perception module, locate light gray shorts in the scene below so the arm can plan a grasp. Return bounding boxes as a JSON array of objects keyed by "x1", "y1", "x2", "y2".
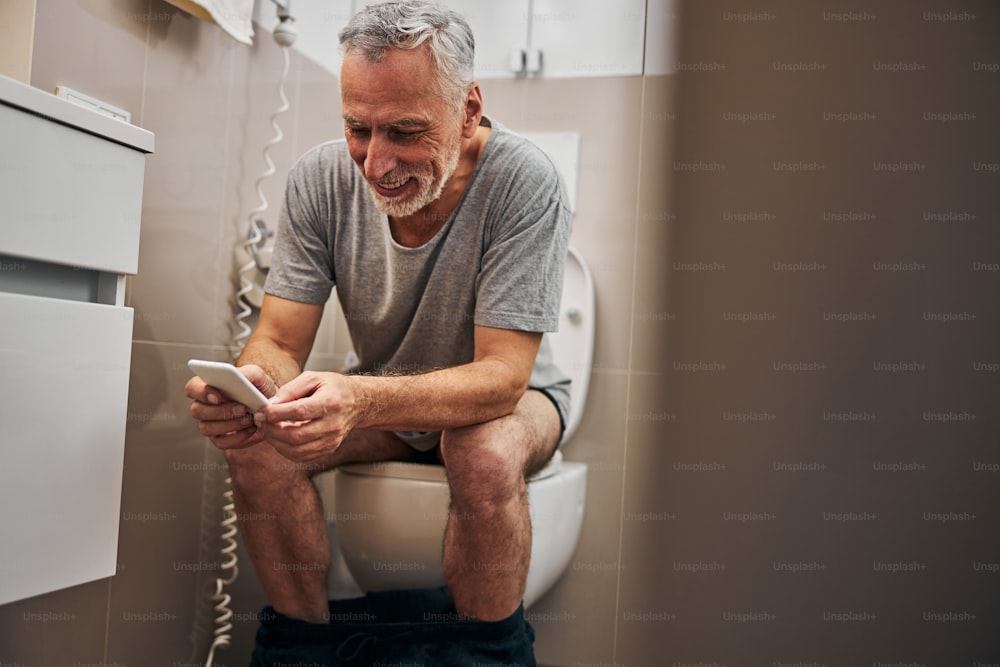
[{"x1": 534, "y1": 380, "x2": 571, "y2": 444}]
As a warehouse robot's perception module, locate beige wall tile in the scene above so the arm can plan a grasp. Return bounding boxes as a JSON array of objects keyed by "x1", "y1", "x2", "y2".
[
  {"x1": 30, "y1": 0, "x2": 148, "y2": 116},
  {"x1": 0, "y1": 0, "x2": 35, "y2": 83},
  {"x1": 132, "y1": 12, "x2": 240, "y2": 347},
  {"x1": 109, "y1": 342, "x2": 227, "y2": 664},
  {"x1": 0, "y1": 579, "x2": 110, "y2": 664},
  {"x1": 290, "y1": 54, "x2": 344, "y2": 159},
  {"x1": 533, "y1": 369, "x2": 629, "y2": 664}
]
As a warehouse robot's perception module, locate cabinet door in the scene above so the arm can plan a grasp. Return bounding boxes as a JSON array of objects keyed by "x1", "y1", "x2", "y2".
[
  {"x1": 0, "y1": 101, "x2": 146, "y2": 274},
  {"x1": 351, "y1": 0, "x2": 531, "y2": 80},
  {"x1": 531, "y1": 0, "x2": 647, "y2": 77},
  {"x1": 448, "y1": 0, "x2": 531, "y2": 79},
  {"x1": 645, "y1": 0, "x2": 681, "y2": 76},
  {"x1": 0, "y1": 293, "x2": 133, "y2": 604}
]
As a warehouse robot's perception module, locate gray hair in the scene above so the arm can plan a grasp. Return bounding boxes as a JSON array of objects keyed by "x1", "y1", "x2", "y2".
[{"x1": 339, "y1": 2, "x2": 476, "y2": 109}]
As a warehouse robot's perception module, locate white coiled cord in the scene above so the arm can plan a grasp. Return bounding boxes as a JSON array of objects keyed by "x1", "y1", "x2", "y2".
[
  {"x1": 230, "y1": 43, "x2": 292, "y2": 359},
  {"x1": 203, "y1": 478, "x2": 240, "y2": 667},
  {"x1": 208, "y1": 33, "x2": 294, "y2": 667}
]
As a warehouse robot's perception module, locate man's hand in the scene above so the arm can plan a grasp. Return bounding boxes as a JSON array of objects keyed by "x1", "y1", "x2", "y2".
[
  {"x1": 253, "y1": 371, "x2": 361, "y2": 462},
  {"x1": 186, "y1": 364, "x2": 279, "y2": 450}
]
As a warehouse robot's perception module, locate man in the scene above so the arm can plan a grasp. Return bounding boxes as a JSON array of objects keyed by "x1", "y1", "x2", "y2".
[{"x1": 186, "y1": 1, "x2": 571, "y2": 627}]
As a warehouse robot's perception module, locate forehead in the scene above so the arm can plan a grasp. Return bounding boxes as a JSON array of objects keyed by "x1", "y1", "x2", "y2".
[{"x1": 340, "y1": 46, "x2": 446, "y2": 123}]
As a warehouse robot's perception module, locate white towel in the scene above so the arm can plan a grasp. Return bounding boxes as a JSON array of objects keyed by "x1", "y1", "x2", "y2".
[{"x1": 165, "y1": 0, "x2": 255, "y2": 45}]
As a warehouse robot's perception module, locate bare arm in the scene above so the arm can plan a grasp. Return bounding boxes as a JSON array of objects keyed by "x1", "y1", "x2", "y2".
[
  {"x1": 354, "y1": 325, "x2": 541, "y2": 430},
  {"x1": 237, "y1": 293, "x2": 326, "y2": 385},
  {"x1": 255, "y1": 325, "x2": 543, "y2": 461}
]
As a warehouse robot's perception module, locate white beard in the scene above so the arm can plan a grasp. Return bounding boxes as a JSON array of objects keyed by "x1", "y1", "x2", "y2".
[{"x1": 368, "y1": 137, "x2": 462, "y2": 219}]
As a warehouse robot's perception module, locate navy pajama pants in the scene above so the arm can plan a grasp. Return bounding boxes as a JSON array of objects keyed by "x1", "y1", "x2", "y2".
[{"x1": 250, "y1": 586, "x2": 536, "y2": 667}]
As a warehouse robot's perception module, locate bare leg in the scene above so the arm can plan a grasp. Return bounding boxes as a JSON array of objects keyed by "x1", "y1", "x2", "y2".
[
  {"x1": 224, "y1": 429, "x2": 417, "y2": 623},
  {"x1": 440, "y1": 390, "x2": 561, "y2": 621}
]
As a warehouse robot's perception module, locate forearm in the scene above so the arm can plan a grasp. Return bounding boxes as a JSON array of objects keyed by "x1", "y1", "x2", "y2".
[
  {"x1": 236, "y1": 294, "x2": 324, "y2": 388},
  {"x1": 237, "y1": 331, "x2": 306, "y2": 387},
  {"x1": 256, "y1": 327, "x2": 542, "y2": 456},
  {"x1": 349, "y1": 357, "x2": 528, "y2": 432}
]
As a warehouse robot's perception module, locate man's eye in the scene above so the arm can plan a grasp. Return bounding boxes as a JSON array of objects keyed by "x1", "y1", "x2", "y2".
[{"x1": 347, "y1": 126, "x2": 370, "y2": 137}]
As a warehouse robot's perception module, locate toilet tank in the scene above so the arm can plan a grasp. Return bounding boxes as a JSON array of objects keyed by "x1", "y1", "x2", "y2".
[{"x1": 547, "y1": 245, "x2": 594, "y2": 443}]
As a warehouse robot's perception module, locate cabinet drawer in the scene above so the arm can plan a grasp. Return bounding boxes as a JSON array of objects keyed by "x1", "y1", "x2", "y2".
[
  {"x1": 0, "y1": 101, "x2": 147, "y2": 274},
  {"x1": 0, "y1": 292, "x2": 133, "y2": 604}
]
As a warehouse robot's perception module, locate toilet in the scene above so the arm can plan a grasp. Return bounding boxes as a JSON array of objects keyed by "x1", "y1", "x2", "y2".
[{"x1": 321, "y1": 245, "x2": 594, "y2": 609}]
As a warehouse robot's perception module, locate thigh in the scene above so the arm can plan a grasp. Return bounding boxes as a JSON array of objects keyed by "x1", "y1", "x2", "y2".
[{"x1": 226, "y1": 427, "x2": 421, "y2": 481}]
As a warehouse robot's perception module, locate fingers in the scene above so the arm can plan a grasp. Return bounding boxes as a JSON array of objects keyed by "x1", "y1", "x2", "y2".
[
  {"x1": 258, "y1": 416, "x2": 348, "y2": 449},
  {"x1": 212, "y1": 427, "x2": 265, "y2": 450},
  {"x1": 195, "y1": 407, "x2": 254, "y2": 436},
  {"x1": 261, "y1": 371, "x2": 356, "y2": 423},
  {"x1": 187, "y1": 369, "x2": 354, "y2": 460},
  {"x1": 189, "y1": 390, "x2": 252, "y2": 423},
  {"x1": 264, "y1": 373, "x2": 327, "y2": 421},
  {"x1": 268, "y1": 438, "x2": 332, "y2": 463},
  {"x1": 252, "y1": 373, "x2": 353, "y2": 461},
  {"x1": 192, "y1": 402, "x2": 260, "y2": 449},
  {"x1": 186, "y1": 372, "x2": 266, "y2": 450},
  {"x1": 184, "y1": 375, "x2": 222, "y2": 405},
  {"x1": 240, "y1": 364, "x2": 279, "y2": 399}
]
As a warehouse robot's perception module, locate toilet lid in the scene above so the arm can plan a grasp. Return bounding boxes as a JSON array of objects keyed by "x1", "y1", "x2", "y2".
[{"x1": 339, "y1": 450, "x2": 564, "y2": 483}]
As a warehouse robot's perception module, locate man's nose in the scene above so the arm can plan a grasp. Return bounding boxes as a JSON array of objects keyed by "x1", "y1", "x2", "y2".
[{"x1": 363, "y1": 134, "x2": 398, "y2": 181}]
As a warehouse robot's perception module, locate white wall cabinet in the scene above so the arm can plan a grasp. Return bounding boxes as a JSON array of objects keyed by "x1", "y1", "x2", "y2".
[
  {"x1": 0, "y1": 74, "x2": 153, "y2": 605},
  {"x1": 526, "y1": 0, "x2": 647, "y2": 78},
  {"x1": 345, "y1": 0, "x2": 646, "y2": 79},
  {"x1": 441, "y1": 0, "x2": 647, "y2": 79},
  {"x1": 450, "y1": 0, "x2": 531, "y2": 79}
]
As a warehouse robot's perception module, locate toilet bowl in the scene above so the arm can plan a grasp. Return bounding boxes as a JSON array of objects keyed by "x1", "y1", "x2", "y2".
[{"x1": 323, "y1": 245, "x2": 594, "y2": 609}]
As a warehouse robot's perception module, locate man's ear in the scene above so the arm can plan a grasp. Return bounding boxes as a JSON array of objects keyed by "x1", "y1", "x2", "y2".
[{"x1": 461, "y1": 83, "x2": 484, "y2": 138}]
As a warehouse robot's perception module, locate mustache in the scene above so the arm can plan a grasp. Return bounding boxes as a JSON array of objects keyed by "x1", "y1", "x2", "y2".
[{"x1": 376, "y1": 167, "x2": 424, "y2": 188}]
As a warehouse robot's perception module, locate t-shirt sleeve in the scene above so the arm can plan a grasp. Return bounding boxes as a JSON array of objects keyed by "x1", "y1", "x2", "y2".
[
  {"x1": 263, "y1": 147, "x2": 336, "y2": 306},
  {"x1": 473, "y1": 140, "x2": 573, "y2": 333}
]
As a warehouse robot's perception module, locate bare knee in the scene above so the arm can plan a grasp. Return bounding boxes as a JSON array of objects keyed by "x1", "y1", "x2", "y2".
[
  {"x1": 224, "y1": 444, "x2": 312, "y2": 496},
  {"x1": 440, "y1": 420, "x2": 529, "y2": 515}
]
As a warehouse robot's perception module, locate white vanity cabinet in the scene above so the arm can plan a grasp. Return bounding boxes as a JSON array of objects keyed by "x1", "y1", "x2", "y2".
[{"x1": 0, "y1": 74, "x2": 153, "y2": 605}]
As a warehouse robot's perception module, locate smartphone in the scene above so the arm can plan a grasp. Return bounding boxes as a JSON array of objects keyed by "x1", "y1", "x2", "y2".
[{"x1": 187, "y1": 360, "x2": 270, "y2": 411}]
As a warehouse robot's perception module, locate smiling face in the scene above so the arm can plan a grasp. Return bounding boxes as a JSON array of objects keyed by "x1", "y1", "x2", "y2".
[{"x1": 340, "y1": 46, "x2": 466, "y2": 220}]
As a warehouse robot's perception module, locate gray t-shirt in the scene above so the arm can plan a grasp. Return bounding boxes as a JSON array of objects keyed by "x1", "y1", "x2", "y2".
[{"x1": 264, "y1": 118, "x2": 572, "y2": 425}]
